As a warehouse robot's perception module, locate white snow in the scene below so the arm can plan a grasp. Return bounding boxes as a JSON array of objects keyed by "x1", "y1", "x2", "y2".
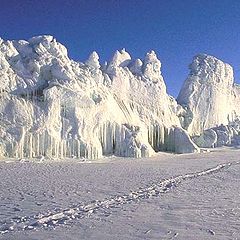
[
  {"x1": 0, "y1": 148, "x2": 240, "y2": 239},
  {"x1": 1, "y1": 35, "x2": 240, "y2": 239}
]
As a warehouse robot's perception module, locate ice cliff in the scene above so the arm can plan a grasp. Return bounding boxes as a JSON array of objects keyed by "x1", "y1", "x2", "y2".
[
  {"x1": 1, "y1": 36, "x2": 240, "y2": 160},
  {"x1": 0, "y1": 35, "x2": 199, "y2": 159},
  {"x1": 178, "y1": 54, "x2": 240, "y2": 148},
  {"x1": 178, "y1": 54, "x2": 240, "y2": 135}
]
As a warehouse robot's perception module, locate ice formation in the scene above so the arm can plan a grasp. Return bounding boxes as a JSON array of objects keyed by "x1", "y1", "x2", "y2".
[
  {"x1": 0, "y1": 35, "x2": 200, "y2": 159},
  {"x1": 1, "y1": 36, "x2": 240, "y2": 160},
  {"x1": 192, "y1": 119, "x2": 240, "y2": 148},
  {"x1": 178, "y1": 54, "x2": 240, "y2": 135},
  {"x1": 177, "y1": 54, "x2": 240, "y2": 149}
]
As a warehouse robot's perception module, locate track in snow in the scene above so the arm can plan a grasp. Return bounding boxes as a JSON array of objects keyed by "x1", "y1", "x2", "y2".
[{"x1": 1, "y1": 161, "x2": 239, "y2": 234}]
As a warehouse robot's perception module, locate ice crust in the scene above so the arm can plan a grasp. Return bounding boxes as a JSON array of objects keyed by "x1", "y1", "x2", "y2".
[{"x1": 1, "y1": 36, "x2": 240, "y2": 159}]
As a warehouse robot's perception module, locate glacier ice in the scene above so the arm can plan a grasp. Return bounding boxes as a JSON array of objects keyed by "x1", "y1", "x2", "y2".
[
  {"x1": 178, "y1": 54, "x2": 240, "y2": 135},
  {"x1": 1, "y1": 36, "x2": 240, "y2": 160},
  {"x1": 177, "y1": 54, "x2": 240, "y2": 149}
]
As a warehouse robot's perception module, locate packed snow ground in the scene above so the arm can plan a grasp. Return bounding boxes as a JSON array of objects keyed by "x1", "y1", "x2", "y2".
[{"x1": 0, "y1": 148, "x2": 240, "y2": 239}]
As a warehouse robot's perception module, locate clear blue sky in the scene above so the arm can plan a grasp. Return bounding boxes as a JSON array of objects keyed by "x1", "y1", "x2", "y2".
[{"x1": 1, "y1": 0, "x2": 240, "y2": 97}]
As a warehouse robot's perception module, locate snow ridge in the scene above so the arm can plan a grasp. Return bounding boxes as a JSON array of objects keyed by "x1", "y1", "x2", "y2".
[{"x1": 1, "y1": 160, "x2": 238, "y2": 234}]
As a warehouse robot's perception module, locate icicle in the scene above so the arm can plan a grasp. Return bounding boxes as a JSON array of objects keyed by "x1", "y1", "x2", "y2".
[
  {"x1": 29, "y1": 133, "x2": 33, "y2": 158},
  {"x1": 63, "y1": 140, "x2": 67, "y2": 158},
  {"x1": 79, "y1": 140, "x2": 82, "y2": 158},
  {"x1": 151, "y1": 125, "x2": 153, "y2": 148},
  {"x1": 76, "y1": 139, "x2": 79, "y2": 158},
  {"x1": 60, "y1": 140, "x2": 63, "y2": 158}
]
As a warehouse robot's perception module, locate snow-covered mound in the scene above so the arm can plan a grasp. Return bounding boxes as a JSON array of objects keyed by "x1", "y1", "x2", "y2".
[
  {"x1": 177, "y1": 54, "x2": 240, "y2": 136},
  {"x1": 0, "y1": 35, "x2": 199, "y2": 159},
  {"x1": 192, "y1": 119, "x2": 240, "y2": 148}
]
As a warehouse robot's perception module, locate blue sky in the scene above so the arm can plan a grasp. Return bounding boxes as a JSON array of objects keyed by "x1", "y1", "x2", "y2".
[{"x1": 1, "y1": 0, "x2": 240, "y2": 96}]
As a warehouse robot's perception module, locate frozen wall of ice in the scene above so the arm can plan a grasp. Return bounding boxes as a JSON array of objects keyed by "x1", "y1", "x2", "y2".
[
  {"x1": 0, "y1": 35, "x2": 201, "y2": 159},
  {"x1": 177, "y1": 54, "x2": 240, "y2": 136}
]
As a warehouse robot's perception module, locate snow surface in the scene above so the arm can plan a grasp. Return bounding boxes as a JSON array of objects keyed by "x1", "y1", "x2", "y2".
[{"x1": 0, "y1": 148, "x2": 240, "y2": 239}]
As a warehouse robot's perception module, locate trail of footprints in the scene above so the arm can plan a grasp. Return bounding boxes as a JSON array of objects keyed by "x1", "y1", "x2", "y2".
[{"x1": 1, "y1": 161, "x2": 239, "y2": 234}]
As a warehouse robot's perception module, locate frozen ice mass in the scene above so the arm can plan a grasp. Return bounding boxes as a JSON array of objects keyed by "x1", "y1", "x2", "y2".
[
  {"x1": 1, "y1": 35, "x2": 240, "y2": 240},
  {"x1": 0, "y1": 35, "x2": 240, "y2": 160}
]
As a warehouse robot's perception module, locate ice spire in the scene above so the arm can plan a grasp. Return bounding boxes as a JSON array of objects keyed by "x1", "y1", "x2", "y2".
[
  {"x1": 85, "y1": 51, "x2": 101, "y2": 69},
  {"x1": 106, "y1": 49, "x2": 131, "y2": 74},
  {"x1": 143, "y1": 50, "x2": 162, "y2": 81}
]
